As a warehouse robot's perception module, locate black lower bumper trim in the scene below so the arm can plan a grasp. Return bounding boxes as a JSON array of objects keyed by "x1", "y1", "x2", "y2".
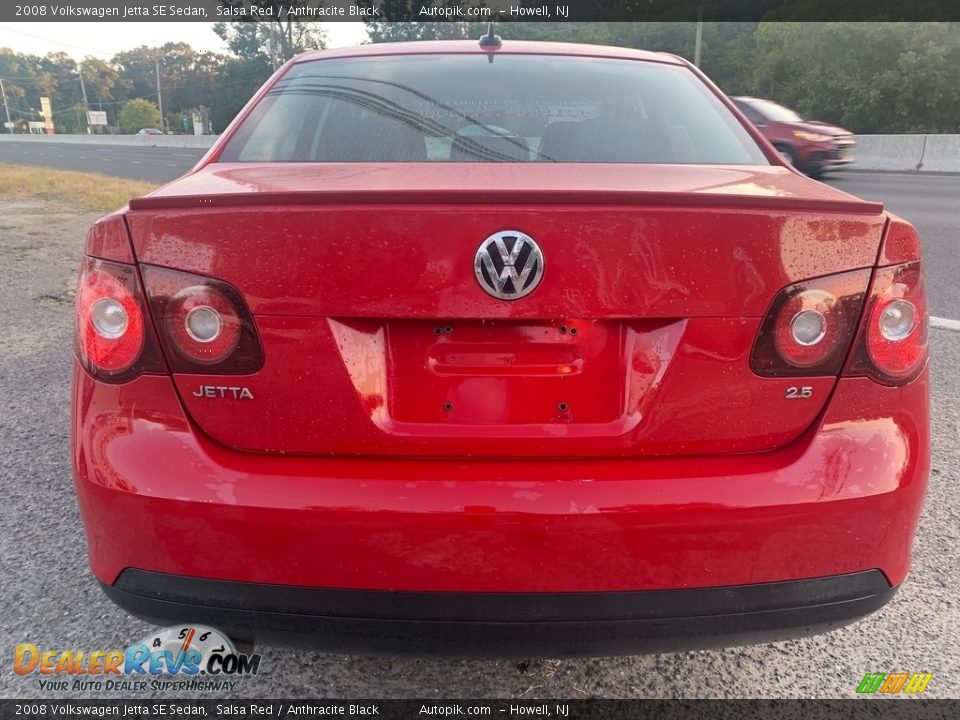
[{"x1": 103, "y1": 569, "x2": 895, "y2": 657}]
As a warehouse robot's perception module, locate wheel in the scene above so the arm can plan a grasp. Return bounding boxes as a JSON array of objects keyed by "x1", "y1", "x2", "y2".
[{"x1": 774, "y1": 144, "x2": 795, "y2": 167}]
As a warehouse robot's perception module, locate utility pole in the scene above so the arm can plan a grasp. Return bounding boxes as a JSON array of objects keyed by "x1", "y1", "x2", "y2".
[
  {"x1": 78, "y1": 66, "x2": 91, "y2": 134},
  {"x1": 155, "y1": 56, "x2": 164, "y2": 133},
  {"x1": 0, "y1": 77, "x2": 11, "y2": 133},
  {"x1": 694, "y1": 1, "x2": 704, "y2": 68},
  {"x1": 268, "y1": 23, "x2": 279, "y2": 71}
]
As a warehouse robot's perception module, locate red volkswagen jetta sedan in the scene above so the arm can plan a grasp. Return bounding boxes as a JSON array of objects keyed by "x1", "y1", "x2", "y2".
[{"x1": 72, "y1": 38, "x2": 929, "y2": 656}]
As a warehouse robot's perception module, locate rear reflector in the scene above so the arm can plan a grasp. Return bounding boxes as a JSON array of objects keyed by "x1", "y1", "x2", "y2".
[
  {"x1": 878, "y1": 214, "x2": 921, "y2": 265},
  {"x1": 75, "y1": 257, "x2": 165, "y2": 381},
  {"x1": 845, "y1": 262, "x2": 928, "y2": 385},
  {"x1": 751, "y1": 269, "x2": 871, "y2": 377},
  {"x1": 140, "y1": 265, "x2": 263, "y2": 374}
]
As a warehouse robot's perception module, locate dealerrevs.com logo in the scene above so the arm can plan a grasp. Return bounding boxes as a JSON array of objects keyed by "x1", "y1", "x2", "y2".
[{"x1": 14, "y1": 625, "x2": 261, "y2": 692}]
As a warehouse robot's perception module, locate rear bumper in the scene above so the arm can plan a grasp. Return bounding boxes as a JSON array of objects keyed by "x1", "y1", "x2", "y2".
[
  {"x1": 802, "y1": 142, "x2": 856, "y2": 170},
  {"x1": 103, "y1": 569, "x2": 895, "y2": 657},
  {"x1": 72, "y1": 362, "x2": 929, "y2": 651}
]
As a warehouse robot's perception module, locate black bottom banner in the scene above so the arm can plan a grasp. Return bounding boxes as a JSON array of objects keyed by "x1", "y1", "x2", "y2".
[{"x1": 0, "y1": 700, "x2": 957, "y2": 720}]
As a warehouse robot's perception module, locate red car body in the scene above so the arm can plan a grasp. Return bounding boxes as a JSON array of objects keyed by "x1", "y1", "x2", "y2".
[
  {"x1": 72, "y1": 41, "x2": 929, "y2": 656},
  {"x1": 732, "y1": 97, "x2": 856, "y2": 176}
]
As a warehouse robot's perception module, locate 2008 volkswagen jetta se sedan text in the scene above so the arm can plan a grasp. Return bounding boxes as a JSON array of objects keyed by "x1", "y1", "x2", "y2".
[{"x1": 71, "y1": 36, "x2": 929, "y2": 657}]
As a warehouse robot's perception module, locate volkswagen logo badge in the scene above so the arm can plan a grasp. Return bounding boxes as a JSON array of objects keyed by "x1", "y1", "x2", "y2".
[{"x1": 474, "y1": 230, "x2": 544, "y2": 300}]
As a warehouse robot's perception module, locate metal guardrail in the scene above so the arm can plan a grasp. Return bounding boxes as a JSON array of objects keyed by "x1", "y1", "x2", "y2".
[{"x1": 0, "y1": 133, "x2": 217, "y2": 149}]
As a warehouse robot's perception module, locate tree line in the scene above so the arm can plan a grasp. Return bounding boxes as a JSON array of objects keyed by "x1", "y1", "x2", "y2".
[
  {"x1": 0, "y1": 21, "x2": 325, "y2": 134},
  {"x1": 2, "y1": 22, "x2": 957, "y2": 135},
  {"x1": 367, "y1": 21, "x2": 960, "y2": 134}
]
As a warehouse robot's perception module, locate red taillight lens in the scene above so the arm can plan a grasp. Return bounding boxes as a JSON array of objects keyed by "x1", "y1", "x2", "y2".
[
  {"x1": 846, "y1": 262, "x2": 928, "y2": 385},
  {"x1": 75, "y1": 257, "x2": 165, "y2": 381},
  {"x1": 140, "y1": 265, "x2": 263, "y2": 374},
  {"x1": 167, "y1": 285, "x2": 243, "y2": 365},
  {"x1": 751, "y1": 269, "x2": 871, "y2": 377}
]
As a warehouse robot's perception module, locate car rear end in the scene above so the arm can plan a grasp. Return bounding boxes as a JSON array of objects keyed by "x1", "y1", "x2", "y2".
[
  {"x1": 806, "y1": 128, "x2": 856, "y2": 172},
  {"x1": 72, "y1": 41, "x2": 929, "y2": 656}
]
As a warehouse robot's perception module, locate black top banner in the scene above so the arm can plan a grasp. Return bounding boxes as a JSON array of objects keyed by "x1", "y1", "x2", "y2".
[
  {"x1": 0, "y1": 700, "x2": 958, "y2": 720},
  {"x1": 4, "y1": 0, "x2": 960, "y2": 23}
]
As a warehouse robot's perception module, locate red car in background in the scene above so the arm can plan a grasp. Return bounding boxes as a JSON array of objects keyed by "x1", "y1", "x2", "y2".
[
  {"x1": 732, "y1": 96, "x2": 855, "y2": 176},
  {"x1": 72, "y1": 39, "x2": 928, "y2": 656}
]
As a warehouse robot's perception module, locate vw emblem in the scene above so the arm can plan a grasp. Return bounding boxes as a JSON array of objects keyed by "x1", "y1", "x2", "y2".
[{"x1": 474, "y1": 230, "x2": 544, "y2": 300}]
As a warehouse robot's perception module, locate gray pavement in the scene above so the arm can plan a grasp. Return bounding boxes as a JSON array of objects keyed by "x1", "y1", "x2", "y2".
[
  {"x1": 0, "y1": 139, "x2": 205, "y2": 183},
  {"x1": 824, "y1": 171, "x2": 960, "y2": 321},
  {"x1": 0, "y1": 193, "x2": 957, "y2": 699}
]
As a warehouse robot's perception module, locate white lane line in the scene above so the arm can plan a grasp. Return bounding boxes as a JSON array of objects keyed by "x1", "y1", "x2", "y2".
[
  {"x1": 842, "y1": 171, "x2": 960, "y2": 179},
  {"x1": 931, "y1": 316, "x2": 960, "y2": 332}
]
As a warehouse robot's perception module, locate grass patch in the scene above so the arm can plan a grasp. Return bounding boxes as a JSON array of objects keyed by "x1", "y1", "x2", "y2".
[{"x1": 0, "y1": 163, "x2": 156, "y2": 213}]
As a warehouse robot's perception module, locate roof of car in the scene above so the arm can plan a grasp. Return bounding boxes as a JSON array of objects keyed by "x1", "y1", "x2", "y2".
[{"x1": 292, "y1": 40, "x2": 685, "y2": 66}]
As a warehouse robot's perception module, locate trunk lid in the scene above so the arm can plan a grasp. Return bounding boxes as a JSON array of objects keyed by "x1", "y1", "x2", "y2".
[{"x1": 127, "y1": 163, "x2": 885, "y2": 458}]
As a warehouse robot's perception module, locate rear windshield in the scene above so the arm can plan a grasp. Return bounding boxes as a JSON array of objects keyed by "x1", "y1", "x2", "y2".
[{"x1": 218, "y1": 54, "x2": 769, "y2": 165}]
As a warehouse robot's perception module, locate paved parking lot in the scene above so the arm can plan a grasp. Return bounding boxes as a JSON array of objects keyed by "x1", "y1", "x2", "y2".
[{"x1": 0, "y1": 170, "x2": 957, "y2": 699}]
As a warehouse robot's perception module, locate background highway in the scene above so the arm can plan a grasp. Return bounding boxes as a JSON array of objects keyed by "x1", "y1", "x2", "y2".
[
  {"x1": 0, "y1": 144, "x2": 958, "y2": 699},
  {"x1": 0, "y1": 139, "x2": 206, "y2": 183}
]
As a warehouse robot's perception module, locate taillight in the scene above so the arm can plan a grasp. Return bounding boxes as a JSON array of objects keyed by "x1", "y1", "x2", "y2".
[
  {"x1": 140, "y1": 265, "x2": 263, "y2": 374},
  {"x1": 751, "y1": 269, "x2": 871, "y2": 377},
  {"x1": 75, "y1": 257, "x2": 166, "y2": 382},
  {"x1": 845, "y1": 262, "x2": 928, "y2": 385}
]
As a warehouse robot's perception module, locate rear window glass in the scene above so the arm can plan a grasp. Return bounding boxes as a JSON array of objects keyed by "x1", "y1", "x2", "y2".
[{"x1": 219, "y1": 54, "x2": 769, "y2": 165}]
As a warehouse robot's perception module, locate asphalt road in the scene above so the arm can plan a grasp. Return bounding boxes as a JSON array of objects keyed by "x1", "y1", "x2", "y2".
[
  {"x1": 0, "y1": 139, "x2": 205, "y2": 183},
  {"x1": 825, "y1": 172, "x2": 960, "y2": 321},
  {"x1": 0, "y1": 189, "x2": 957, "y2": 699}
]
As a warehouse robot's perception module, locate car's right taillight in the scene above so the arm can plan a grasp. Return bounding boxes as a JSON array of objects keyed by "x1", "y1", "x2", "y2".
[
  {"x1": 845, "y1": 261, "x2": 928, "y2": 385},
  {"x1": 140, "y1": 265, "x2": 263, "y2": 374}
]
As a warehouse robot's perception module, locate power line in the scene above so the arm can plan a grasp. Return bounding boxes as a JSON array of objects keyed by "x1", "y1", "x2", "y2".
[{"x1": 0, "y1": 26, "x2": 103, "y2": 55}]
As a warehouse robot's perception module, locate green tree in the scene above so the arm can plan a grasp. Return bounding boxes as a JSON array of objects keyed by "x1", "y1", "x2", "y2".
[
  {"x1": 365, "y1": 21, "x2": 480, "y2": 42},
  {"x1": 752, "y1": 23, "x2": 960, "y2": 133},
  {"x1": 363, "y1": 1, "x2": 484, "y2": 41},
  {"x1": 207, "y1": 55, "x2": 272, "y2": 133},
  {"x1": 119, "y1": 98, "x2": 160, "y2": 133},
  {"x1": 213, "y1": 3, "x2": 327, "y2": 64},
  {"x1": 5, "y1": 22, "x2": 960, "y2": 137}
]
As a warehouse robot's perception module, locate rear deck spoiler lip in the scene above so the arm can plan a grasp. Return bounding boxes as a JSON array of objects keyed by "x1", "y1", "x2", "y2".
[{"x1": 128, "y1": 190, "x2": 884, "y2": 215}]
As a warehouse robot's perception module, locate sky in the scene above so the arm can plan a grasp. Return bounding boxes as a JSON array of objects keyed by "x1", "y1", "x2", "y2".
[{"x1": 0, "y1": 21, "x2": 369, "y2": 58}]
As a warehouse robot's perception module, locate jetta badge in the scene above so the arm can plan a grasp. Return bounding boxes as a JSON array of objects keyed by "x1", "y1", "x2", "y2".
[{"x1": 474, "y1": 230, "x2": 544, "y2": 300}]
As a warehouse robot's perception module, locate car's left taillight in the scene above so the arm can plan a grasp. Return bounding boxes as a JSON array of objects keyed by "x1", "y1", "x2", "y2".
[
  {"x1": 75, "y1": 257, "x2": 166, "y2": 382},
  {"x1": 844, "y1": 261, "x2": 928, "y2": 385}
]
